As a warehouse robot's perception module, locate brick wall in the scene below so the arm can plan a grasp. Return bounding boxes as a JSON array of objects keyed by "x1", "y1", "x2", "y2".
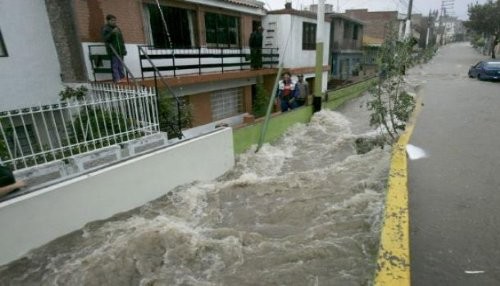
[
  {"x1": 344, "y1": 9, "x2": 399, "y2": 40},
  {"x1": 73, "y1": 0, "x2": 145, "y2": 43},
  {"x1": 189, "y1": 92, "x2": 213, "y2": 126}
]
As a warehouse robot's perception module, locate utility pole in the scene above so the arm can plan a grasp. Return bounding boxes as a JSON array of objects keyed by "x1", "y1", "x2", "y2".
[
  {"x1": 313, "y1": 0, "x2": 325, "y2": 113},
  {"x1": 404, "y1": 0, "x2": 413, "y2": 38},
  {"x1": 440, "y1": 0, "x2": 454, "y2": 45},
  {"x1": 425, "y1": 10, "x2": 431, "y2": 48}
]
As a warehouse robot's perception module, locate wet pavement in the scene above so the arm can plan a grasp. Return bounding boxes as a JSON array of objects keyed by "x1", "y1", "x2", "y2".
[{"x1": 407, "y1": 43, "x2": 500, "y2": 285}]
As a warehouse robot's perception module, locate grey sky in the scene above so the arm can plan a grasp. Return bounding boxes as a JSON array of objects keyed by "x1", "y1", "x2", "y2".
[{"x1": 265, "y1": 0, "x2": 490, "y2": 20}]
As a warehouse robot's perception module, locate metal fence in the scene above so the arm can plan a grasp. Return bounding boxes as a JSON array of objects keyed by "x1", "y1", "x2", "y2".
[{"x1": 0, "y1": 84, "x2": 159, "y2": 170}]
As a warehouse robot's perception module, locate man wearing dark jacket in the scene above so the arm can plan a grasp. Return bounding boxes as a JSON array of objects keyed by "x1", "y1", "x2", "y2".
[
  {"x1": 101, "y1": 14, "x2": 127, "y2": 83},
  {"x1": 249, "y1": 26, "x2": 264, "y2": 69}
]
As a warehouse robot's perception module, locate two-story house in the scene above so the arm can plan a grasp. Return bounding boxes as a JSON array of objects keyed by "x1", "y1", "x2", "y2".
[
  {"x1": 343, "y1": 9, "x2": 407, "y2": 73},
  {"x1": 265, "y1": 2, "x2": 331, "y2": 96},
  {"x1": 75, "y1": 0, "x2": 279, "y2": 131},
  {"x1": 326, "y1": 13, "x2": 364, "y2": 82}
]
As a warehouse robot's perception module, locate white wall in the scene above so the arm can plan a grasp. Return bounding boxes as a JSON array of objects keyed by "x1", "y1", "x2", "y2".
[
  {"x1": 0, "y1": 128, "x2": 235, "y2": 265},
  {"x1": 264, "y1": 15, "x2": 330, "y2": 69},
  {"x1": 0, "y1": 0, "x2": 62, "y2": 110},
  {"x1": 82, "y1": 42, "x2": 143, "y2": 82}
]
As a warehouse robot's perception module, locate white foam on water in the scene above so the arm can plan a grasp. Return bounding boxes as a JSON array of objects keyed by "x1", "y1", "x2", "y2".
[{"x1": 0, "y1": 106, "x2": 393, "y2": 286}]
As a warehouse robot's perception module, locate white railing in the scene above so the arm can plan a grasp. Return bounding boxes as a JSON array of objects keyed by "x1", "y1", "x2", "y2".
[{"x1": 0, "y1": 84, "x2": 159, "y2": 170}]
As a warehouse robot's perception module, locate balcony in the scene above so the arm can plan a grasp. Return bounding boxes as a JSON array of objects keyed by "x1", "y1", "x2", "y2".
[
  {"x1": 88, "y1": 45, "x2": 280, "y2": 85},
  {"x1": 332, "y1": 40, "x2": 361, "y2": 51}
]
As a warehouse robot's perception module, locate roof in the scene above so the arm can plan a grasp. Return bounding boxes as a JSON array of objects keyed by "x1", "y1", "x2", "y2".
[
  {"x1": 222, "y1": 0, "x2": 264, "y2": 8},
  {"x1": 326, "y1": 12, "x2": 365, "y2": 25},
  {"x1": 267, "y1": 8, "x2": 332, "y2": 22},
  {"x1": 363, "y1": 36, "x2": 384, "y2": 47}
]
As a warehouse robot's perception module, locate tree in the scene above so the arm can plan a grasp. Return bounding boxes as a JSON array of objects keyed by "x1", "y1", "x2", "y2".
[
  {"x1": 252, "y1": 76, "x2": 270, "y2": 118},
  {"x1": 367, "y1": 24, "x2": 416, "y2": 142},
  {"x1": 464, "y1": 0, "x2": 500, "y2": 58}
]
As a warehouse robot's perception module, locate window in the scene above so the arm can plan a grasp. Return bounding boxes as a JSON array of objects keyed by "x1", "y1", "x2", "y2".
[
  {"x1": 302, "y1": 22, "x2": 316, "y2": 50},
  {"x1": 343, "y1": 23, "x2": 350, "y2": 39},
  {"x1": 353, "y1": 25, "x2": 359, "y2": 40},
  {"x1": 211, "y1": 88, "x2": 243, "y2": 120},
  {"x1": 146, "y1": 4, "x2": 196, "y2": 48},
  {"x1": 205, "y1": 13, "x2": 240, "y2": 47},
  {"x1": 0, "y1": 28, "x2": 8, "y2": 57}
]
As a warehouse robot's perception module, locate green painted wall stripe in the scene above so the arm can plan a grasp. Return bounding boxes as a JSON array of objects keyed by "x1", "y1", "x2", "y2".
[{"x1": 233, "y1": 77, "x2": 376, "y2": 154}]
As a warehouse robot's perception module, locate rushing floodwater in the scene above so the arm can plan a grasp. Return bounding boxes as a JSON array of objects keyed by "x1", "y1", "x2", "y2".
[{"x1": 0, "y1": 94, "x2": 391, "y2": 286}]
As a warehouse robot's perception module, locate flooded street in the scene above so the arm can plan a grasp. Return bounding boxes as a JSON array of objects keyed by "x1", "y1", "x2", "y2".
[{"x1": 0, "y1": 95, "x2": 391, "y2": 286}]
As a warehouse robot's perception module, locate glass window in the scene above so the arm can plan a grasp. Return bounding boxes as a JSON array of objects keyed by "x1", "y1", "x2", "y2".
[
  {"x1": 302, "y1": 22, "x2": 316, "y2": 50},
  {"x1": 353, "y1": 25, "x2": 359, "y2": 40},
  {"x1": 211, "y1": 88, "x2": 243, "y2": 120},
  {"x1": 147, "y1": 4, "x2": 196, "y2": 48},
  {"x1": 0, "y1": 28, "x2": 8, "y2": 57},
  {"x1": 205, "y1": 12, "x2": 240, "y2": 47}
]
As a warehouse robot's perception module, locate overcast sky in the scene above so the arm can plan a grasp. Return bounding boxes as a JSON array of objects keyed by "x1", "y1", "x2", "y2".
[{"x1": 265, "y1": 0, "x2": 490, "y2": 20}]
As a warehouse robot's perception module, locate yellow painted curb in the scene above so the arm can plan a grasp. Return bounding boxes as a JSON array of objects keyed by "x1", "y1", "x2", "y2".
[{"x1": 374, "y1": 97, "x2": 422, "y2": 286}]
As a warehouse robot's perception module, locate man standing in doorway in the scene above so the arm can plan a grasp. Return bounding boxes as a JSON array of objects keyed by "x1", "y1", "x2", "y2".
[
  {"x1": 102, "y1": 14, "x2": 127, "y2": 83},
  {"x1": 249, "y1": 26, "x2": 264, "y2": 69}
]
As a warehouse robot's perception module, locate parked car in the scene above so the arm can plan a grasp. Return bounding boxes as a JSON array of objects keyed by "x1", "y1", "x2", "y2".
[{"x1": 468, "y1": 60, "x2": 500, "y2": 81}]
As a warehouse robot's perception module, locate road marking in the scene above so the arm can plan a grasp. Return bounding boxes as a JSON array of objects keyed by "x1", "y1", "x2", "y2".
[{"x1": 374, "y1": 96, "x2": 423, "y2": 286}]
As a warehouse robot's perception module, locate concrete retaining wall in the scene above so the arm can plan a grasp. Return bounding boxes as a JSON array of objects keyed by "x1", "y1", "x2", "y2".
[{"x1": 0, "y1": 127, "x2": 234, "y2": 266}]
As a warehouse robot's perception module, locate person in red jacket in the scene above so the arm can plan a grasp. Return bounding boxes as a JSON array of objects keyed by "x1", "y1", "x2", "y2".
[{"x1": 277, "y1": 72, "x2": 298, "y2": 112}]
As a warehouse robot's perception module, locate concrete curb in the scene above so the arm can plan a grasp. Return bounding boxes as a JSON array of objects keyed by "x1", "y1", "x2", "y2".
[{"x1": 374, "y1": 97, "x2": 422, "y2": 285}]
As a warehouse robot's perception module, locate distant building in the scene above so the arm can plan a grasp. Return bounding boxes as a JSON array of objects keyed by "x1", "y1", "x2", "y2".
[
  {"x1": 325, "y1": 13, "x2": 364, "y2": 81},
  {"x1": 266, "y1": 2, "x2": 332, "y2": 94},
  {"x1": 309, "y1": 4, "x2": 334, "y2": 13},
  {"x1": 436, "y1": 15, "x2": 464, "y2": 45},
  {"x1": 344, "y1": 9, "x2": 406, "y2": 43}
]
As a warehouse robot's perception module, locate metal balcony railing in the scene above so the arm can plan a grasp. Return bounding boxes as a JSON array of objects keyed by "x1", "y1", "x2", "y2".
[
  {"x1": 137, "y1": 45, "x2": 279, "y2": 78},
  {"x1": 333, "y1": 40, "x2": 361, "y2": 51}
]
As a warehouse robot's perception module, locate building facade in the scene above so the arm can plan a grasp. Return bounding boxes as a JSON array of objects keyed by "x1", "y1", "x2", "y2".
[
  {"x1": 0, "y1": 1, "x2": 64, "y2": 110},
  {"x1": 327, "y1": 13, "x2": 364, "y2": 81},
  {"x1": 266, "y1": 2, "x2": 331, "y2": 95}
]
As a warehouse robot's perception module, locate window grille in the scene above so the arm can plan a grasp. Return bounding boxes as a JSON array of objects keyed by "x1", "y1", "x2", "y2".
[
  {"x1": 210, "y1": 88, "x2": 243, "y2": 121},
  {"x1": 302, "y1": 22, "x2": 316, "y2": 50}
]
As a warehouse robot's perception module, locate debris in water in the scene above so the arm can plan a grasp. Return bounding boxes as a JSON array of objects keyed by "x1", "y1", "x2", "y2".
[{"x1": 464, "y1": 270, "x2": 485, "y2": 274}]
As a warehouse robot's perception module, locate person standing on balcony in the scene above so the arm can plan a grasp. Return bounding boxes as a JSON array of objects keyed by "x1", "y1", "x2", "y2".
[
  {"x1": 0, "y1": 163, "x2": 26, "y2": 199},
  {"x1": 277, "y1": 72, "x2": 298, "y2": 112},
  {"x1": 101, "y1": 14, "x2": 127, "y2": 83},
  {"x1": 295, "y1": 74, "x2": 309, "y2": 107},
  {"x1": 249, "y1": 26, "x2": 264, "y2": 69}
]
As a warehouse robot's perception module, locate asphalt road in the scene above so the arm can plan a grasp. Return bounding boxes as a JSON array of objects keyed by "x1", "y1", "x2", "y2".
[{"x1": 408, "y1": 43, "x2": 500, "y2": 285}]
